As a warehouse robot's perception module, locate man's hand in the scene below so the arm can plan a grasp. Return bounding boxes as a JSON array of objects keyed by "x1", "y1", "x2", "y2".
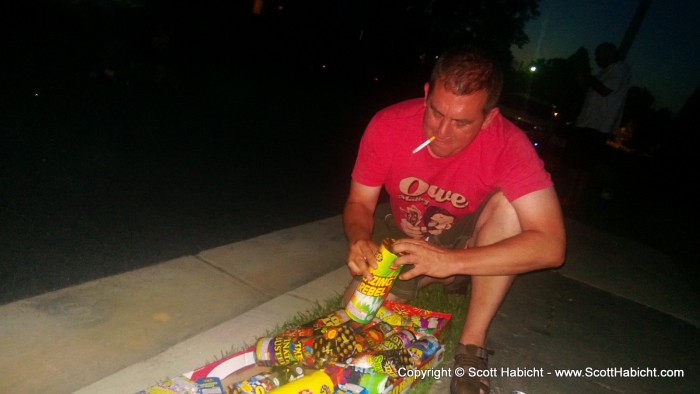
[
  {"x1": 347, "y1": 239, "x2": 379, "y2": 281},
  {"x1": 392, "y1": 238, "x2": 455, "y2": 280},
  {"x1": 400, "y1": 218, "x2": 424, "y2": 238}
]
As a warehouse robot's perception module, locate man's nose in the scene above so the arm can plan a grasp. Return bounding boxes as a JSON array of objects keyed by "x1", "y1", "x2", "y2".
[{"x1": 435, "y1": 119, "x2": 451, "y2": 138}]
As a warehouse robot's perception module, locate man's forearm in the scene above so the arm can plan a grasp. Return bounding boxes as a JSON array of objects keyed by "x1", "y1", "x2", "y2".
[
  {"x1": 342, "y1": 201, "x2": 375, "y2": 244},
  {"x1": 450, "y1": 229, "x2": 566, "y2": 276}
]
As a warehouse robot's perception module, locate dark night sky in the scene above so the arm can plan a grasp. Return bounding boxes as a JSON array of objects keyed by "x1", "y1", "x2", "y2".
[{"x1": 5, "y1": 0, "x2": 698, "y2": 116}]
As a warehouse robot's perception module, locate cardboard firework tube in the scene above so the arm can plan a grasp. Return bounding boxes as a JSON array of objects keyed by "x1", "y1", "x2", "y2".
[{"x1": 344, "y1": 238, "x2": 402, "y2": 324}]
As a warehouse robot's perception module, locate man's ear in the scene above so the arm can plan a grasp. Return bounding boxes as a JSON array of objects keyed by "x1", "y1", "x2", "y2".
[
  {"x1": 423, "y1": 82, "x2": 430, "y2": 102},
  {"x1": 482, "y1": 107, "x2": 499, "y2": 129}
]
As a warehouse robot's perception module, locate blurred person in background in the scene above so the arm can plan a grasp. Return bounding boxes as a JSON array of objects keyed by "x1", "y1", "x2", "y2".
[{"x1": 561, "y1": 42, "x2": 631, "y2": 208}]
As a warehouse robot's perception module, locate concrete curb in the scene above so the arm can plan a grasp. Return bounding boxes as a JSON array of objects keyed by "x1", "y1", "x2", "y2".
[{"x1": 75, "y1": 267, "x2": 349, "y2": 394}]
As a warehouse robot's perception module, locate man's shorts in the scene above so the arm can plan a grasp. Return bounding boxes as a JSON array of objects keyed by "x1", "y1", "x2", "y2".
[{"x1": 351, "y1": 189, "x2": 500, "y2": 300}]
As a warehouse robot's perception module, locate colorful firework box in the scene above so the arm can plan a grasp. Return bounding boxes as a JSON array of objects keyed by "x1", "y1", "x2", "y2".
[{"x1": 137, "y1": 301, "x2": 451, "y2": 394}]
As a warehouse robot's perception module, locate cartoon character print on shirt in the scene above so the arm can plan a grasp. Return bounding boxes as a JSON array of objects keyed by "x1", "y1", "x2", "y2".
[
  {"x1": 400, "y1": 205, "x2": 455, "y2": 239},
  {"x1": 396, "y1": 176, "x2": 467, "y2": 239}
]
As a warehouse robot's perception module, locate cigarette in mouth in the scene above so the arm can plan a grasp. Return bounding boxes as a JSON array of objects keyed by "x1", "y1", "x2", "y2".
[{"x1": 412, "y1": 136, "x2": 436, "y2": 154}]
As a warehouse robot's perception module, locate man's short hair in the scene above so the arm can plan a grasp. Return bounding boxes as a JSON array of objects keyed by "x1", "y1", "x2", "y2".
[{"x1": 429, "y1": 45, "x2": 503, "y2": 112}]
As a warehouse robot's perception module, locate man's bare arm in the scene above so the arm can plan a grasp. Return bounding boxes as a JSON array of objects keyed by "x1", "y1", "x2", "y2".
[
  {"x1": 394, "y1": 187, "x2": 566, "y2": 278},
  {"x1": 343, "y1": 180, "x2": 382, "y2": 278}
]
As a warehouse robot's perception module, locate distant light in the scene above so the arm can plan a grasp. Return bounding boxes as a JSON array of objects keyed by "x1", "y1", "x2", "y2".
[
  {"x1": 321, "y1": 64, "x2": 327, "y2": 69},
  {"x1": 373, "y1": 77, "x2": 379, "y2": 82},
  {"x1": 34, "y1": 93, "x2": 39, "y2": 97},
  {"x1": 529, "y1": 65, "x2": 537, "y2": 72},
  {"x1": 553, "y1": 111, "x2": 559, "y2": 117},
  {"x1": 533, "y1": 142, "x2": 540, "y2": 147}
]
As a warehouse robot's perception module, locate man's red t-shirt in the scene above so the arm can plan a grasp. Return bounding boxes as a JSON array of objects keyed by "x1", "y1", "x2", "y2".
[{"x1": 352, "y1": 98, "x2": 552, "y2": 238}]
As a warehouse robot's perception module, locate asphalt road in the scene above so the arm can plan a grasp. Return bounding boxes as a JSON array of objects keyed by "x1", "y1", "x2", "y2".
[{"x1": 0, "y1": 59, "x2": 425, "y2": 304}]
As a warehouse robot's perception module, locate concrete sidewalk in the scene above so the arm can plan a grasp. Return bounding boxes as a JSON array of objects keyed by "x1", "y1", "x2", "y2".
[
  {"x1": 1, "y1": 214, "x2": 351, "y2": 394},
  {"x1": 1, "y1": 207, "x2": 699, "y2": 393}
]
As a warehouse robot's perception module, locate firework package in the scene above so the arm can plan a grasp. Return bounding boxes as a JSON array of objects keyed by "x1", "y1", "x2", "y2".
[
  {"x1": 243, "y1": 301, "x2": 450, "y2": 393},
  {"x1": 136, "y1": 301, "x2": 450, "y2": 394}
]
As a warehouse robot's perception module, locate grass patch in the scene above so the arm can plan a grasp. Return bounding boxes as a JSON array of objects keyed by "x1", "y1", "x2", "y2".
[{"x1": 403, "y1": 283, "x2": 467, "y2": 393}]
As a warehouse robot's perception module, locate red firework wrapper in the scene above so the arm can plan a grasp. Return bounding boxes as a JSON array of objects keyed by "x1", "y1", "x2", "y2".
[{"x1": 373, "y1": 300, "x2": 451, "y2": 339}]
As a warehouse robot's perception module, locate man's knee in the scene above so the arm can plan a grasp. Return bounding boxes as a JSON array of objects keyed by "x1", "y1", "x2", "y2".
[{"x1": 472, "y1": 191, "x2": 521, "y2": 247}]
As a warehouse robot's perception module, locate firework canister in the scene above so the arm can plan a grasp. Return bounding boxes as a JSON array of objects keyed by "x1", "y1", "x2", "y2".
[
  {"x1": 255, "y1": 335, "x2": 311, "y2": 366},
  {"x1": 256, "y1": 325, "x2": 359, "y2": 368},
  {"x1": 241, "y1": 364, "x2": 306, "y2": 391},
  {"x1": 406, "y1": 335, "x2": 441, "y2": 365},
  {"x1": 230, "y1": 365, "x2": 307, "y2": 393},
  {"x1": 356, "y1": 322, "x2": 394, "y2": 350},
  {"x1": 346, "y1": 349, "x2": 414, "y2": 378},
  {"x1": 377, "y1": 329, "x2": 416, "y2": 351},
  {"x1": 269, "y1": 369, "x2": 334, "y2": 393},
  {"x1": 336, "y1": 383, "x2": 370, "y2": 394},
  {"x1": 358, "y1": 372, "x2": 390, "y2": 394},
  {"x1": 302, "y1": 309, "x2": 352, "y2": 328},
  {"x1": 309, "y1": 324, "x2": 359, "y2": 367},
  {"x1": 230, "y1": 375, "x2": 279, "y2": 394},
  {"x1": 345, "y1": 238, "x2": 402, "y2": 324}
]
